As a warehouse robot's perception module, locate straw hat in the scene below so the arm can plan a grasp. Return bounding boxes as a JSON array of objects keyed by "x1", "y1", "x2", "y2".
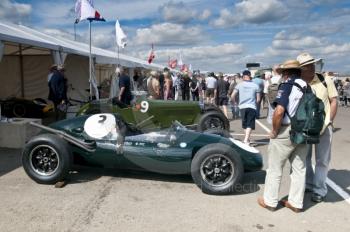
[
  {"x1": 276, "y1": 60, "x2": 301, "y2": 73},
  {"x1": 296, "y1": 52, "x2": 321, "y2": 67}
]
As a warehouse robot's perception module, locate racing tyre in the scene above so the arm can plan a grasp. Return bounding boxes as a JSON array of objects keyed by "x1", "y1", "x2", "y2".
[
  {"x1": 198, "y1": 111, "x2": 229, "y2": 132},
  {"x1": 191, "y1": 144, "x2": 243, "y2": 195},
  {"x1": 13, "y1": 104, "x2": 26, "y2": 117},
  {"x1": 22, "y1": 133, "x2": 72, "y2": 184}
]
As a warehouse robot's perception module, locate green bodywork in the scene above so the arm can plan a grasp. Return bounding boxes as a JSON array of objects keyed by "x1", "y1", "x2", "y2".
[
  {"x1": 50, "y1": 115, "x2": 262, "y2": 175},
  {"x1": 77, "y1": 96, "x2": 207, "y2": 130}
]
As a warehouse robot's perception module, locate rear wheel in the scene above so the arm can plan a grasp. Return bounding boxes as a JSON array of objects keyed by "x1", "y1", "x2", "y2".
[
  {"x1": 22, "y1": 134, "x2": 72, "y2": 184},
  {"x1": 198, "y1": 111, "x2": 229, "y2": 132},
  {"x1": 13, "y1": 104, "x2": 26, "y2": 117},
  {"x1": 191, "y1": 144, "x2": 243, "y2": 195}
]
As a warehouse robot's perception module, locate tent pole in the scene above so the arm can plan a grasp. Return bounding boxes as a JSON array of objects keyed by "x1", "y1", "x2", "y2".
[
  {"x1": 19, "y1": 44, "x2": 24, "y2": 98},
  {"x1": 89, "y1": 19, "x2": 92, "y2": 100}
]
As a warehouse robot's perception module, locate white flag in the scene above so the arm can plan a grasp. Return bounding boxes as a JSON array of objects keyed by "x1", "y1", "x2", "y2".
[
  {"x1": 178, "y1": 52, "x2": 183, "y2": 66},
  {"x1": 115, "y1": 20, "x2": 127, "y2": 48}
]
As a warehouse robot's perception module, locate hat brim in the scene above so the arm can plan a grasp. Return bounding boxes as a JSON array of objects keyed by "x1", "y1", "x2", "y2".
[
  {"x1": 276, "y1": 66, "x2": 301, "y2": 73},
  {"x1": 299, "y1": 58, "x2": 321, "y2": 67}
]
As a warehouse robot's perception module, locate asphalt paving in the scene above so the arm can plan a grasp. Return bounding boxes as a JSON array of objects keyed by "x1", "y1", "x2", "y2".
[{"x1": 0, "y1": 106, "x2": 349, "y2": 232}]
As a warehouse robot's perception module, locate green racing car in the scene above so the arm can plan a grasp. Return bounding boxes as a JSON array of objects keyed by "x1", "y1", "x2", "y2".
[
  {"x1": 22, "y1": 113, "x2": 262, "y2": 195},
  {"x1": 77, "y1": 95, "x2": 230, "y2": 132}
]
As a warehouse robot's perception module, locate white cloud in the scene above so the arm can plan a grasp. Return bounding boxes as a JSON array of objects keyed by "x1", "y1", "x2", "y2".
[
  {"x1": 132, "y1": 43, "x2": 244, "y2": 72},
  {"x1": 133, "y1": 23, "x2": 202, "y2": 46},
  {"x1": 0, "y1": 0, "x2": 32, "y2": 24},
  {"x1": 159, "y1": 1, "x2": 196, "y2": 24},
  {"x1": 272, "y1": 31, "x2": 326, "y2": 50},
  {"x1": 212, "y1": 0, "x2": 288, "y2": 28},
  {"x1": 198, "y1": 9, "x2": 211, "y2": 21}
]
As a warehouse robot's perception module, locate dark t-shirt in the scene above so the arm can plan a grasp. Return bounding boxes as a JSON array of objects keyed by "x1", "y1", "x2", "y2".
[
  {"x1": 217, "y1": 79, "x2": 229, "y2": 98},
  {"x1": 119, "y1": 74, "x2": 132, "y2": 105}
]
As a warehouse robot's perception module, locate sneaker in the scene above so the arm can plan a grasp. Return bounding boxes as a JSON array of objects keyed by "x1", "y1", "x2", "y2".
[{"x1": 311, "y1": 193, "x2": 324, "y2": 203}]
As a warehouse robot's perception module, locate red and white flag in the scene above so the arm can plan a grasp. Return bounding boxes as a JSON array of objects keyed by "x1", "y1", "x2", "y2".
[
  {"x1": 75, "y1": 0, "x2": 105, "y2": 23},
  {"x1": 147, "y1": 44, "x2": 155, "y2": 64},
  {"x1": 168, "y1": 59, "x2": 177, "y2": 69}
]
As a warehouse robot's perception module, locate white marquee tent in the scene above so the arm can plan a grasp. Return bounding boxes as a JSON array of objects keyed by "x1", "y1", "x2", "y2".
[{"x1": 0, "y1": 21, "x2": 165, "y2": 101}]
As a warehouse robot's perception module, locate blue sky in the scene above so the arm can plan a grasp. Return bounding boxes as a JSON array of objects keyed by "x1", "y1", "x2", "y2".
[{"x1": 1, "y1": 0, "x2": 350, "y2": 73}]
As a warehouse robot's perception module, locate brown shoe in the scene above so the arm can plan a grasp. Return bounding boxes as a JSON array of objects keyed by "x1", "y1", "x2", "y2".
[
  {"x1": 257, "y1": 197, "x2": 276, "y2": 212},
  {"x1": 281, "y1": 200, "x2": 302, "y2": 213}
]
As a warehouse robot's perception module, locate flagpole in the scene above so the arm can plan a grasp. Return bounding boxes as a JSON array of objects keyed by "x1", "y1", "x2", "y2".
[{"x1": 89, "y1": 19, "x2": 92, "y2": 100}]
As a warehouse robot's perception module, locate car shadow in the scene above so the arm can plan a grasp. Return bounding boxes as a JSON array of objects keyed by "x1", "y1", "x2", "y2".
[
  {"x1": 67, "y1": 166, "x2": 266, "y2": 196},
  {"x1": 0, "y1": 148, "x2": 22, "y2": 177}
]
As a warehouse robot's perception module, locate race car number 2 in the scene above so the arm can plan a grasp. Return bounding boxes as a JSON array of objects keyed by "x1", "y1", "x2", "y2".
[{"x1": 140, "y1": 101, "x2": 149, "y2": 113}]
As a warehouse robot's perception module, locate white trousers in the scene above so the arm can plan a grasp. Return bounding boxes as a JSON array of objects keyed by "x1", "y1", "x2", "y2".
[
  {"x1": 263, "y1": 126, "x2": 308, "y2": 208},
  {"x1": 306, "y1": 126, "x2": 333, "y2": 197}
]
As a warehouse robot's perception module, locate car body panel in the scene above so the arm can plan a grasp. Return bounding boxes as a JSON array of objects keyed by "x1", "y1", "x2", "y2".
[{"x1": 77, "y1": 95, "x2": 211, "y2": 130}]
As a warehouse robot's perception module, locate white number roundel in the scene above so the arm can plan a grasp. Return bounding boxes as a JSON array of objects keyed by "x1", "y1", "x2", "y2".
[
  {"x1": 84, "y1": 113, "x2": 116, "y2": 139},
  {"x1": 140, "y1": 101, "x2": 149, "y2": 113}
]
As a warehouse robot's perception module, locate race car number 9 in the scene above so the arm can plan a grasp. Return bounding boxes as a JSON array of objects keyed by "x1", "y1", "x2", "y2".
[{"x1": 140, "y1": 101, "x2": 149, "y2": 113}]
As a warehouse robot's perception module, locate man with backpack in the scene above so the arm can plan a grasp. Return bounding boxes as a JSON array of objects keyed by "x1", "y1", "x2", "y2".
[
  {"x1": 258, "y1": 60, "x2": 309, "y2": 213},
  {"x1": 297, "y1": 53, "x2": 338, "y2": 203}
]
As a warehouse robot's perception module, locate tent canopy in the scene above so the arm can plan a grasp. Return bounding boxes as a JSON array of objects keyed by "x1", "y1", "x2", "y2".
[{"x1": 0, "y1": 21, "x2": 165, "y2": 70}]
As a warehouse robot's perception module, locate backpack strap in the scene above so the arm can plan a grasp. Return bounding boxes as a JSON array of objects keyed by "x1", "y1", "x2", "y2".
[
  {"x1": 316, "y1": 73, "x2": 328, "y2": 88},
  {"x1": 281, "y1": 81, "x2": 308, "y2": 120}
]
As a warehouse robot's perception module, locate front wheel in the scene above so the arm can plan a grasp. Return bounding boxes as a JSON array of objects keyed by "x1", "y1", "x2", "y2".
[
  {"x1": 22, "y1": 134, "x2": 72, "y2": 184},
  {"x1": 191, "y1": 144, "x2": 243, "y2": 195}
]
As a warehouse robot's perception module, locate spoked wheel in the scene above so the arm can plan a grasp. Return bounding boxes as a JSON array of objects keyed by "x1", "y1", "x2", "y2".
[
  {"x1": 29, "y1": 145, "x2": 60, "y2": 176},
  {"x1": 200, "y1": 154, "x2": 234, "y2": 187},
  {"x1": 22, "y1": 134, "x2": 72, "y2": 184},
  {"x1": 202, "y1": 117, "x2": 225, "y2": 130},
  {"x1": 191, "y1": 144, "x2": 243, "y2": 195}
]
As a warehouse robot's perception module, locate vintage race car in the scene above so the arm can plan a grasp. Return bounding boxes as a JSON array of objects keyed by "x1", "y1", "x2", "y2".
[
  {"x1": 22, "y1": 113, "x2": 262, "y2": 195},
  {"x1": 77, "y1": 95, "x2": 230, "y2": 132},
  {"x1": 0, "y1": 97, "x2": 52, "y2": 118}
]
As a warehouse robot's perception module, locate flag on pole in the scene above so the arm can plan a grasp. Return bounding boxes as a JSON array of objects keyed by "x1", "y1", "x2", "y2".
[
  {"x1": 178, "y1": 52, "x2": 183, "y2": 66},
  {"x1": 147, "y1": 44, "x2": 155, "y2": 64},
  {"x1": 115, "y1": 20, "x2": 127, "y2": 48},
  {"x1": 181, "y1": 64, "x2": 188, "y2": 72},
  {"x1": 75, "y1": 0, "x2": 105, "y2": 23},
  {"x1": 168, "y1": 59, "x2": 177, "y2": 69}
]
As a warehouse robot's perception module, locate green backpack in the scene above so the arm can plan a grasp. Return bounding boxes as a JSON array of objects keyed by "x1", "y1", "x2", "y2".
[{"x1": 285, "y1": 83, "x2": 325, "y2": 144}]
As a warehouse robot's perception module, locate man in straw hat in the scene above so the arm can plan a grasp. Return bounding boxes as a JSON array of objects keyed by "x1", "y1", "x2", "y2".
[
  {"x1": 258, "y1": 60, "x2": 308, "y2": 213},
  {"x1": 297, "y1": 53, "x2": 338, "y2": 203}
]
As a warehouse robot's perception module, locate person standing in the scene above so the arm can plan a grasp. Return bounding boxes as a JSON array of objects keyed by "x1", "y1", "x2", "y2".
[
  {"x1": 118, "y1": 67, "x2": 132, "y2": 105},
  {"x1": 163, "y1": 71, "x2": 173, "y2": 100},
  {"x1": 217, "y1": 72, "x2": 230, "y2": 118},
  {"x1": 147, "y1": 70, "x2": 160, "y2": 99},
  {"x1": 258, "y1": 60, "x2": 308, "y2": 213},
  {"x1": 182, "y1": 72, "x2": 191, "y2": 101},
  {"x1": 231, "y1": 70, "x2": 260, "y2": 145},
  {"x1": 297, "y1": 53, "x2": 338, "y2": 203},
  {"x1": 252, "y1": 71, "x2": 265, "y2": 119},
  {"x1": 48, "y1": 65, "x2": 67, "y2": 120},
  {"x1": 205, "y1": 72, "x2": 217, "y2": 104},
  {"x1": 342, "y1": 78, "x2": 350, "y2": 107},
  {"x1": 190, "y1": 75, "x2": 200, "y2": 101}
]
